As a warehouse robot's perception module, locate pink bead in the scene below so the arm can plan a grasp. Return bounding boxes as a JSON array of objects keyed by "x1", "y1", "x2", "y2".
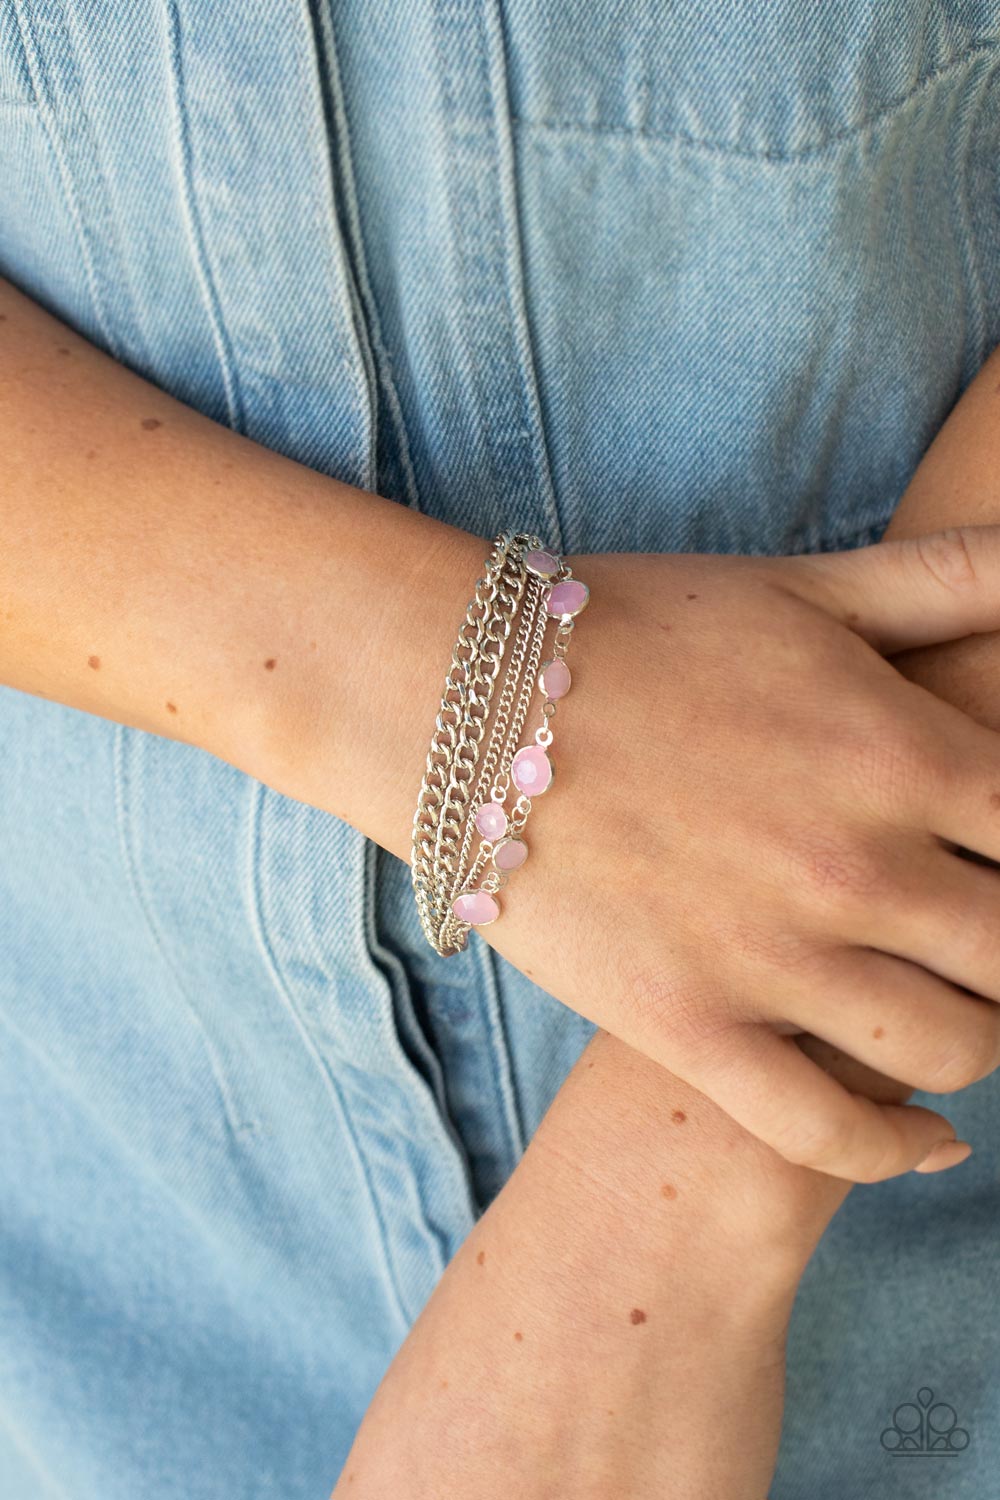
[
  {"x1": 452, "y1": 890, "x2": 500, "y2": 926},
  {"x1": 524, "y1": 548, "x2": 560, "y2": 579},
  {"x1": 475, "y1": 801, "x2": 508, "y2": 840},
  {"x1": 494, "y1": 837, "x2": 528, "y2": 871},
  {"x1": 511, "y1": 744, "x2": 553, "y2": 795},
  {"x1": 538, "y1": 658, "x2": 571, "y2": 699},
  {"x1": 546, "y1": 579, "x2": 589, "y2": 618}
]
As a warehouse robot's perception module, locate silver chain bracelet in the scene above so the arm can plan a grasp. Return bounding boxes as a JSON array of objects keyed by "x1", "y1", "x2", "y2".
[{"x1": 410, "y1": 531, "x2": 590, "y2": 956}]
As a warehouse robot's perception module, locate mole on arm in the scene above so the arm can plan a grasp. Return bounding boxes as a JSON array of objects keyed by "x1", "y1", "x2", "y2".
[
  {"x1": 166, "y1": 702, "x2": 178, "y2": 715},
  {"x1": 264, "y1": 658, "x2": 277, "y2": 671},
  {"x1": 140, "y1": 417, "x2": 163, "y2": 431},
  {"x1": 671, "y1": 1109, "x2": 686, "y2": 1124},
  {"x1": 56, "y1": 346, "x2": 70, "y2": 356},
  {"x1": 513, "y1": 1330, "x2": 523, "y2": 1342},
  {"x1": 660, "y1": 1182, "x2": 678, "y2": 1200},
  {"x1": 476, "y1": 1250, "x2": 486, "y2": 1266},
  {"x1": 87, "y1": 655, "x2": 101, "y2": 671},
  {"x1": 629, "y1": 1308, "x2": 647, "y2": 1325},
  {"x1": 872, "y1": 1026, "x2": 885, "y2": 1039}
]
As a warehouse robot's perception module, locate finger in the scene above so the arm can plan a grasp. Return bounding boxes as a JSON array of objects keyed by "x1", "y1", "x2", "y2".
[
  {"x1": 870, "y1": 843, "x2": 1000, "y2": 1010},
  {"x1": 778, "y1": 947, "x2": 1000, "y2": 1096},
  {"x1": 680, "y1": 1022, "x2": 957, "y2": 1182},
  {"x1": 922, "y1": 696, "x2": 1000, "y2": 864},
  {"x1": 779, "y1": 525, "x2": 1000, "y2": 654}
]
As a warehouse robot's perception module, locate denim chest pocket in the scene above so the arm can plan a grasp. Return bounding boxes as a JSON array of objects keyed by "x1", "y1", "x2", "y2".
[
  {"x1": 502, "y1": 0, "x2": 1000, "y2": 558},
  {"x1": 0, "y1": 1, "x2": 33, "y2": 104},
  {"x1": 504, "y1": 0, "x2": 1000, "y2": 158}
]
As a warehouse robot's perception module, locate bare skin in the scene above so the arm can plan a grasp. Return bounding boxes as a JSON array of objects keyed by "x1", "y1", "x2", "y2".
[
  {"x1": 5, "y1": 278, "x2": 1000, "y2": 1180},
  {"x1": 328, "y1": 348, "x2": 1000, "y2": 1497},
  {"x1": 2, "y1": 276, "x2": 997, "y2": 1493}
]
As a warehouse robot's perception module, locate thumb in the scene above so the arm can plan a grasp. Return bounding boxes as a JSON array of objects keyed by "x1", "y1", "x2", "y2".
[{"x1": 781, "y1": 525, "x2": 1000, "y2": 654}]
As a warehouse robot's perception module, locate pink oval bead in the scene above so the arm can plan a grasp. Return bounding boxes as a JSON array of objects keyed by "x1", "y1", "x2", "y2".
[
  {"x1": 452, "y1": 890, "x2": 500, "y2": 926},
  {"x1": 475, "y1": 801, "x2": 508, "y2": 840},
  {"x1": 538, "y1": 658, "x2": 571, "y2": 700},
  {"x1": 511, "y1": 744, "x2": 553, "y2": 796},
  {"x1": 494, "y1": 837, "x2": 528, "y2": 871},
  {"x1": 546, "y1": 579, "x2": 589, "y2": 618},
  {"x1": 524, "y1": 548, "x2": 560, "y2": 579}
]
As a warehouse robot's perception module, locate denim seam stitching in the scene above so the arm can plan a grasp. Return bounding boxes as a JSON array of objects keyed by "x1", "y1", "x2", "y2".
[
  {"x1": 484, "y1": 0, "x2": 565, "y2": 552},
  {"x1": 471, "y1": 936, "x2": 527, "y2": 1180},
  {"x1": 311, "y1": 0, "x2": 422, "y2": 507},
  {"x1": 10, "y1": 0, "x2": 121, "y2": 357},
  {"x1": 510, "y1": 37, "x2": 1000, "y2": 164},
  {"x1": 162, "y1": 0, "x2": 245, "y2": 434},
  {"x1": 243, "y1": 781, "x2": 414, "y2": 1332},
  {"x1": 359, "y1": 840, "x2": 476, "y2": 1249},
  {"x1": 952, "y1": 53, "x2": 998, "y2": 382},
  {"x1": 112, "y1": 724, "x2": 259, "y2": 1139},
  {"x1": 301, "y1": 0, "x2": 377, "y2": 489}
]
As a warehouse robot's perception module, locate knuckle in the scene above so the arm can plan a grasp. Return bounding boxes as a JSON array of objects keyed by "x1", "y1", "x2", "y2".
[
  {"x1": 912, "y1": 526, "x2": 978, "y2": 594},
  {"x1": 786, "y1": 827, "x2": 886, "y2": 918},
  {"x1": 840, "y1": 717, "x2": 935, "y2": 817},
  {"x1": 918, "y1": 1023, "x2": 1000, "y2": 1093},
  {"x1": 769, "y1": 1106, "x2": 854, "y2": 1173},
  {"x1": 622, "y1": 963, "x2": 741, "y2": 1059}
]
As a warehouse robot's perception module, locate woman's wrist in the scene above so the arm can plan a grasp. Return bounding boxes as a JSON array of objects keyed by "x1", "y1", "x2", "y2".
[
  {"x1": 334, "y1": 1030, "x2": 833, "y2": 1499},
  {"x1": 244, "y1": 496, "x2": 486, "y2": 862}
]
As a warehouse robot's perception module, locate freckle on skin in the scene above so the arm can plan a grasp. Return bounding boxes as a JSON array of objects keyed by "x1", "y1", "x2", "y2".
[
  {"x1": 56, "y1": 346, "x2": 70, "y2": 356},
  {"x1": 264, "y1": 658, "x2": 277, "y2": 671},
  {"x1": 439, "y1": 1379, "x2": 449, "y2": 1390},
  {"x1": 630, "y1": 1308, "x2": 647, "y2": 1325},
  {"x1": 86, "y1": 449, "x2": 97, "y2": 460},
  {"x1": 686, "y1": 593, "x2": 698, "y2": 600},
  {"x1": 309, "y1": 640, "x2": 317, "y2": 651},
  {"x1": 476, "y1": 1250, "x2": 485, "y2": 1266},
  {"x1": 166, "y1": 702, "x2": 178, "y2": 714},
  {"x1": 140, "y1": 417, "x2": 163, "y2": 431},
  {"x1": 671, "y1": 1109, "x2": 686, "y2": 1124},
  {"x1": 872, "y1": 1026, "x2": 885, "y2": 1039},
  {"x1": 513, "y1": 1331, "x2": 523, "y2": 1342},
  {"x1": 990, "y1": 793, "x2": 1000, "y2": 810},
  {"x1": 660, "y1": 1183, "x2": 678, "y2": 1200},
  {"x1": 87, "y1": 655, "x2": 100, "y2": 670}
]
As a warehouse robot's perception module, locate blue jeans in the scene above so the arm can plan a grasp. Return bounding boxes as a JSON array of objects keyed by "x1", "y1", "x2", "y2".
[{"x1": 2, "y1": 3, "x2": 999, "y2": 1495}]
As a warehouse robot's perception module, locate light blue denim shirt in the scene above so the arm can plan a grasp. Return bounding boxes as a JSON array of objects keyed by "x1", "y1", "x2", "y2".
[{"x1": 2, "y1": 4, "x2": 999, "y2": 1496}]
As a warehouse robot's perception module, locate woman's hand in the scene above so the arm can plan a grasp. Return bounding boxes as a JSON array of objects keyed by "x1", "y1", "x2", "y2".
[{"x1": 465, "y1": 531, "x2": 1000, "y2": 1183}]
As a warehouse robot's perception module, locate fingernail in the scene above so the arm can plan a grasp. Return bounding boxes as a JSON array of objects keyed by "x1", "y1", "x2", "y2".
[{"x1": 913, "y1": 1140, "x2": 973, "y2": 1174}]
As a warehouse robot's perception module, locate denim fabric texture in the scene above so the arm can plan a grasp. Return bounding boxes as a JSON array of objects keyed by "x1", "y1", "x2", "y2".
[{"x1": 1, "y1": 3, "x2": 999, "y2": 1496}]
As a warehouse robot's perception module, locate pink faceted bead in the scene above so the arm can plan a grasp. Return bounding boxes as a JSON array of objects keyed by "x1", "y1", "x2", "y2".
[
  {"x1": 538, "y1": 658, "x2": 571, "y2": 700},
  {"x1": 494, "y1": 837, "x2": 528, "y2": 871},
  {"x1": 511, "y1": 744, "x2": 553, "y2": 795},
  {"x1": 452, "y1": 890, "x2": 500, "y2": 926},
  {"x1": 475, "y1": 801, "x2": 508, "y2": 840},
  {"x1": 524, "y1": 548, "x2": 560, "y2": 579},
  {"x1": 546, "y1": 578, "x2": 589, "y2": 618}
]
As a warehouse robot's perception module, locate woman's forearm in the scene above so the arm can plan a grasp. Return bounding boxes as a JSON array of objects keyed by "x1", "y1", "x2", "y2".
[
  {"x1": 332, "y1": 1029, "x2": 850, "y2": 1500},
  {"x1": 0, "y1": 276, "x2": 481, "y2": 860}
]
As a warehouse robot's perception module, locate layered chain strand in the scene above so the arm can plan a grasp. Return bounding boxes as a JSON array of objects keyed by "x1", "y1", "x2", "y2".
[
  {"x1": 410, "y1": 533, "x2": 590, "y2": 957},
  {"x1": 411, "y1": 531, "x2": 538, "y2": 945}
]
